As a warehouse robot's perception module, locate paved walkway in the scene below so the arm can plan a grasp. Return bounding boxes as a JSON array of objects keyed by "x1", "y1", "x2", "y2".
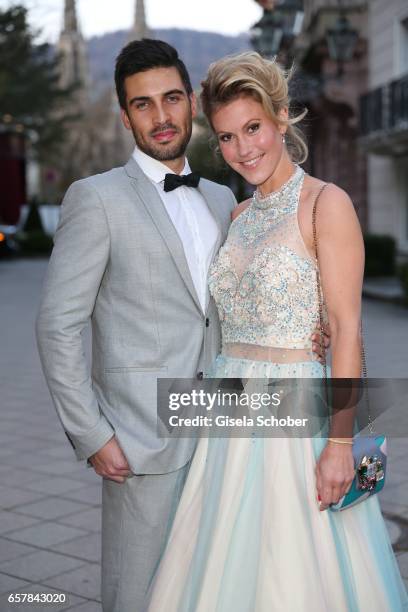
[{"x1": 0, "y1": 259, "x2": 407, "y2": 611}]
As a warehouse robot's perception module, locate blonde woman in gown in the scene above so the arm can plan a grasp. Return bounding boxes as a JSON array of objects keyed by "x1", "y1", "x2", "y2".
[{"x1": 147, "y1": 53, "x2": 408, "y2": 612}]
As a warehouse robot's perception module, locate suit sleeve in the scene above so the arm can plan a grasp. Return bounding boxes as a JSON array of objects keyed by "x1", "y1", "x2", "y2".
[
  {"x1": 224, "y1": 184, "x2": 238, "y2": 212},
  {"x1": 36, "y1": 179, "x2": 115, "y2": 461}
]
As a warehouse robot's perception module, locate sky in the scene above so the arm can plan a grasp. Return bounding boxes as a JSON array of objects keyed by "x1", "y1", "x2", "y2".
[{"x1": 1, "y1": 0, "x2": 262, "y2": 43}]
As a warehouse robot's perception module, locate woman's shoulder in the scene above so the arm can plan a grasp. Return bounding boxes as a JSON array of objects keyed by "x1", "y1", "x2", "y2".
[
  {"x1": 231, "y1": 198, "x2": 252, "y2": 221},
  {"x1": 303, "y1": 175, "x2": 355, "y2": 220},
  {"x1": 302, "y1": 175, "x2": 360, "y2": 242}
]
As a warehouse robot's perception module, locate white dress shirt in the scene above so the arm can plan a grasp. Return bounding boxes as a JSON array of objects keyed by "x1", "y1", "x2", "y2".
[{"x1": 133, "y1": 147, "x2": 220, "y2": 313}]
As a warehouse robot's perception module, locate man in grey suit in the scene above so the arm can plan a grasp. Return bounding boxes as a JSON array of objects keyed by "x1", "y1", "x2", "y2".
[
  {"x1": 37, "y1": 38, "x2": 326, "y2": 612},
  {"x1": 36, "y1": 39, "x2": 235, "y2": 612}
]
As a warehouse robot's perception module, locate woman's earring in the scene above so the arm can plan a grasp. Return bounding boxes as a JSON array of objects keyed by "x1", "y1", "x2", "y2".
[{"x1": 282, "y1": 134, "x2": 286, "y2": 144}]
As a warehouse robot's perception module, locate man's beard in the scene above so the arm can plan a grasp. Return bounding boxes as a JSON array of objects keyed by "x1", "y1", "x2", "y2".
[{"x1": 131, "y1": 121, "x2": 192, "y2": 162}]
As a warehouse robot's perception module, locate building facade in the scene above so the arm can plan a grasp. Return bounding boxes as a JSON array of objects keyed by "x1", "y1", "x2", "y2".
[
  {"x1": 294, "y1": 0, "x2": 369, "y2": 228},
  {"x1": 360, "y1": 0, "x2": 408, "y2": 258}
]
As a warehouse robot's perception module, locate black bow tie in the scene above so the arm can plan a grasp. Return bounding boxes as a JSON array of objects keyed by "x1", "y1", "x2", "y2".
[{"x1": 163, "y1": 171, "x2": 201, "y2": 192}]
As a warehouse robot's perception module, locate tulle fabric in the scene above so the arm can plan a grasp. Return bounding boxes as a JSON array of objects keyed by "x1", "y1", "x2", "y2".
[{"x1": 147, "y1": 357, "x2": 408, "y2": 611}]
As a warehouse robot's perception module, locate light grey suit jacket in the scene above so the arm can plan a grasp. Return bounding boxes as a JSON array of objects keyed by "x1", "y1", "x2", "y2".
[{"x1": 36, "y1": 157, "x2": 236, "y2": 474}]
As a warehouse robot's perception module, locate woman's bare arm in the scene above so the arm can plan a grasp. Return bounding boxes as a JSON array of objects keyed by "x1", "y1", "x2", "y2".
[
  {"x1": 314, "y1": 183, "x2": 364, "y2": 510},
  {"x1": 317, "y1": 184, "x2": 364, "y2": 379}
]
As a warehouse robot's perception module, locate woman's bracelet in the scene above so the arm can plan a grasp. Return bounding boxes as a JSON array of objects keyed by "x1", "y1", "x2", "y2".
[{"x1": 328, "y1": 437, "x2": 353, "y2": 445}]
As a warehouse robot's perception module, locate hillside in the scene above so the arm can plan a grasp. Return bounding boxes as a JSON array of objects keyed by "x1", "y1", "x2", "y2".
[{"x1": 86, "y1": 28, "x2": 250, "y2": 97}]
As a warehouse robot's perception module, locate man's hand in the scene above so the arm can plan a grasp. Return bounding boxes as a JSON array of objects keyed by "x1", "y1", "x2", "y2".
[
  {"x1": 311, "y1": 323, "x2": 331, "y2": 363},
  {"x1": 89, "y1": 437, "x2": 131, "y2": 483}
]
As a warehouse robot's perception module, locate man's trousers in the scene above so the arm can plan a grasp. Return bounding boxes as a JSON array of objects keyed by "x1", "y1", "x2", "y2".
[{"x1": 101, "y1": 462, "x2": 190, "y2": 612}]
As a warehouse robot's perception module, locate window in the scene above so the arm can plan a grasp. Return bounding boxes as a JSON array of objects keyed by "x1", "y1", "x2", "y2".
[
  {"x1": 398, "y1": 17, "x2": 408, "y2": 76},
  {"x1": 405, "y1": 165, "x2": 408, "y2": 243}
]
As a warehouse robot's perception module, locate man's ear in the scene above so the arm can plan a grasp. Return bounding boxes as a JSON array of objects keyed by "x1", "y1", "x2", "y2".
[
  {"x1": 120, "y1": 108, "x2": 132, "y2": 131},
  {"x1": 190, "y1": 92, "x2": 198, "y2": 120}
]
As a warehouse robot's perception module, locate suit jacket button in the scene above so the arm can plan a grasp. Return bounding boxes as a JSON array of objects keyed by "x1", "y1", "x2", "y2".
[
  {"x1": 197, "y1": 371, "x2": 203, "y2": 380},
  {"x1": 205, "y1": 318, "x2": 210, "y2": 327}
]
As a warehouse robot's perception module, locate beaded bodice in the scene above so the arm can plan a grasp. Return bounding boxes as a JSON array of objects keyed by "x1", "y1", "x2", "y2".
[{"x1": 208, "y1": 166, "x2": 321, "y2": 362}]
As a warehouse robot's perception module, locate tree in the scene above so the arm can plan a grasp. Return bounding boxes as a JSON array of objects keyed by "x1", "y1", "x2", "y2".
[{"x1": 0, "y1": 5, "x2": 77, "y2": 163}]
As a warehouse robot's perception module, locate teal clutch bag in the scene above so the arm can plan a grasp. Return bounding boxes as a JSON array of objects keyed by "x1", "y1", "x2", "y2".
[{"x1": 329, "y1": 434, "x2": 387, "y2": 511}]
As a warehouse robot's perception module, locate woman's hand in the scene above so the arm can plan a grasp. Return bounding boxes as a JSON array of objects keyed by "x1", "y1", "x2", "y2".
[
  {"x1": 311, "y1": 322, "x2": 330, "y2": 363},
  {"x1": 315, "y1": 442, "x2": 355, "y2": 511}
]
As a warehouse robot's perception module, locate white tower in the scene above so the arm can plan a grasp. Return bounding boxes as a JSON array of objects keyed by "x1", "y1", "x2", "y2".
[
  {"x1": 128, "y1": 0, "x2": 151, "y2": 42},
  {"x1": 57, "y1": 0, "x2": 89, "y2": 106}
]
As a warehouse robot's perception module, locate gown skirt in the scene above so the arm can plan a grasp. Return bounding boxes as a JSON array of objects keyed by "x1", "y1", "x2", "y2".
[{"x1": 147, "y1": 356, "x2": 408, "y2": 612}]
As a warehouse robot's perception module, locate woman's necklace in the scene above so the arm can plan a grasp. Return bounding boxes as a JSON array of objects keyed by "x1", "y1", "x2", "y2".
[{"x1": 252, "y1": 165, "x2": 304, "y2": 210}]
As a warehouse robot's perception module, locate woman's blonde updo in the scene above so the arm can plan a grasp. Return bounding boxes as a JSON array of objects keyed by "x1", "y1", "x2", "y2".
[{"x1": 200, "y1": 51, "x2": 308, "y2": 164}]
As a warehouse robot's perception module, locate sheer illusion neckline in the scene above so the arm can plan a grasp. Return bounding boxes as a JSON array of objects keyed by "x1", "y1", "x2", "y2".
[{"x1": 252, "y1": 165, "x2": 304, "y2": 210}]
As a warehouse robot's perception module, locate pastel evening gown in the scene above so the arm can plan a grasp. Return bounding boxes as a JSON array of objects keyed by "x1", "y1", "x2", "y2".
[{"x1": 148, "y1": 166, "x2": 408, "y2": 611}]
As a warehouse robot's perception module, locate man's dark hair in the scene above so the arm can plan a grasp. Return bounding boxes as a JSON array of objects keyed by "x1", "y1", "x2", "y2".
[{"x1": 115, "y1": 39, "x2": 193, "y2": 109}]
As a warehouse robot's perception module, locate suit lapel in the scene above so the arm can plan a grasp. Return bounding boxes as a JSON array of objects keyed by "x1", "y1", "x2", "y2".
[{"x1": 124, "y1": 158, "x2": 202, "y2": 312}]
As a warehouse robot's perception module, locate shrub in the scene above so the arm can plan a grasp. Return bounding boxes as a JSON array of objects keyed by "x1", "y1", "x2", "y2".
[
  {"x1": 16, "y1": 200, "x2": 53, "y2": 255},
  {"x1": 15, "y1": 230, "x2": 53, "y2": 255},
  {"x1": 23, "y1": 200, "x2": 44, "y2": 233},
  {"x1": 397, "y1": 262, "x2": 408, "y2": 303},
  {"x1": 363, "y1": 234, "x2": 396, "y2": 277}
]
